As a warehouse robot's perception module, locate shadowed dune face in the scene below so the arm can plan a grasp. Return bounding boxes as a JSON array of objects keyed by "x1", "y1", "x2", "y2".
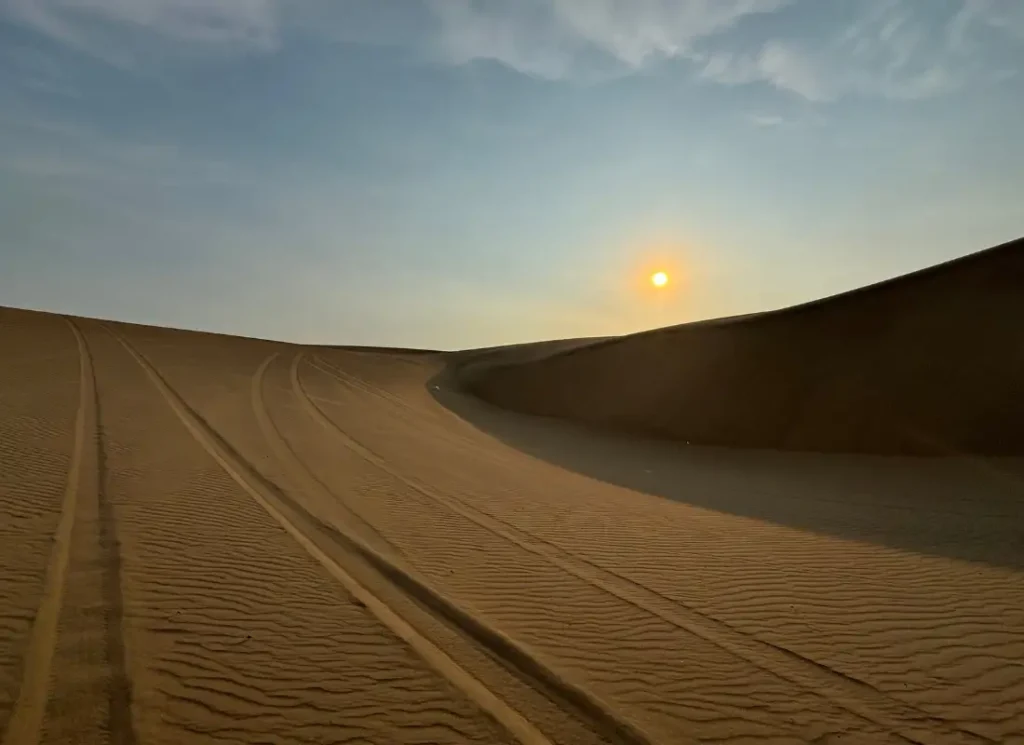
[{"x1": 461, "y1": 237, "x2": 1024, "y2": 456}]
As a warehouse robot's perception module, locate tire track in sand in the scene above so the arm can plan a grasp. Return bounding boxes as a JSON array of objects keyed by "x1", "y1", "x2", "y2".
[
  {"x1": 291, "y1": 353, "x2": 671, "y2": 745},
  {"x1": 105, "y1": 329, "x2": 555, "y2": 745},
  {"x1": 256, "y1": 352, "x2": 650, "y2": 745},
  {"x1": 314, "y1": 353, "x2": 1022, "y2": 743},
  {"x1": 93, "y1": 336, "x2": 138, "y2": 745},
  {"x1": 37, "y1": 320, "x2": 138, "y2": 745},
  {"x1": 250, "y1": 353, "x2": 404, "y2": 563},
  {"x1": 2, "y1": 320, "x2": 95, "y2": 745},
  {"x1": 302, "y1": 352, "x2": 995, "y2": 745}
]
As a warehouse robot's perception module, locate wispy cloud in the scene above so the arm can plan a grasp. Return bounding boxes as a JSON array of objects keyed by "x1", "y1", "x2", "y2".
[
  {"x1": 2, "y1": 0, "x2": 1021, "y2": 100},
  {"x1": 701, "y1": 41, "x2": 834, "y2": 101},
  {"x1": 427, "y1": 0, "x2": 794, "y2": 81},
  {"x1": 2, "y1": 0, "x2": 795, "y2": 79},
  {"x1": 747, "y1": 113, "x2": 784, "y2": 128},
  {"x1": 971, "y1": 0, "x2": 1024, "y2": 40},
  {"x1": 428, "y1": 0, "x2": 1023, "y2": 99},
  {"x1": 2, "y1": 0, "x2": 279, "y2": 67},
  {"x1": 700, "y1": 0, "x2": 1021, "y2": 101}
]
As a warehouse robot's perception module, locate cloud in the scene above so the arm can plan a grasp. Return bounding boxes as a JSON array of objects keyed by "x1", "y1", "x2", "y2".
[
  {"x1": 3, "y1": 0, "x2": 1021, "y2": 101},
  {"x1": 701, "y1": 41, "x2": 833, "y2": 100},
  {"x1": 426, "y1": 0, "x2": 1023, "y2": 99},
  {"x1": 2, "y1": 0, "x2": 280, "y2": 67},
  {"x1": 427, "y1": 0, "x2": 794, "y2": 80},
  {"x1": 971, "y1": 0, "x2": 1024, "y2": 40},
  {"x1": 747, "y1": 113, "x2": 784, "y2": 127},
  {"x1": 1, "y1": 0, "x2": 798, "y2": 83},
  {"x1": 700, "y1": 0, "x2": 1021, "y2": 101},
  {"x1": 745, "y1": 111, "x2": 828, "y2": 130}
]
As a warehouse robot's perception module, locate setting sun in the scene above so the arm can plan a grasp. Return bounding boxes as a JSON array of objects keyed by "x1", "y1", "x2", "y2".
[{"x1": 651, "y1": 271, "x2": 669, "y2": 287}]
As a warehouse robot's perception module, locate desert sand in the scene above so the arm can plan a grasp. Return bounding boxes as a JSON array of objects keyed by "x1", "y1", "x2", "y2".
[{"x1": 2, "y1": 241, "x2": 1023, "y2": 744}]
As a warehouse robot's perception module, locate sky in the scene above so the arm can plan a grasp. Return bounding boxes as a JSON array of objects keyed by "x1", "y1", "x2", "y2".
[{"x1": 1, "y1": 0, "x2": 1022, "y2": 349}]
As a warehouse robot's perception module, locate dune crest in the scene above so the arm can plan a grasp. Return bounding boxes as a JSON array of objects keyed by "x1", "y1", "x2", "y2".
[{"x1": 461, "y1": 237, "x2": 1024, "y2": 455}]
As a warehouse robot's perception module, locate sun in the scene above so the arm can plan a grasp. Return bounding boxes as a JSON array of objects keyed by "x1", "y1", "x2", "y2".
[{"x1": 651, "y1": 271, "x2": 669, "y2": 288}]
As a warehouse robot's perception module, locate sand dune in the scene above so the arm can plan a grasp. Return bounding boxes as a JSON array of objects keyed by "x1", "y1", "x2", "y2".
[
  {"x1": 463, "y1": 237, "x2": 1024, "y2": 455},
  {"x1": 2, "y1": 282, "x2": 1023, "y2": 744}
]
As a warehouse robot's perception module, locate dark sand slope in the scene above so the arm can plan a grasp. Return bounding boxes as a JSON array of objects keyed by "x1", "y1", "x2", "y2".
[{"x1": 462, "y1": 237, "x2": 1024, "y2": 455}]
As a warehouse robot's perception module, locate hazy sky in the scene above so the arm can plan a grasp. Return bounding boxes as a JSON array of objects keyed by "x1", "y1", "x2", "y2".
[{"x1": 2, "y1": 0, "x2": 1022, "y2": 349}]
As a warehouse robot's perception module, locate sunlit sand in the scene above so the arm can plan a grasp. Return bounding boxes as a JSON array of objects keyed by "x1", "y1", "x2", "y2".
[{"x1": 1, "y1": 236, "x2": 1022, "y2": 744}]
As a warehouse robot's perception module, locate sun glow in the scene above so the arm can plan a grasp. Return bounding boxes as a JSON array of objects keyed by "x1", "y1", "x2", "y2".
[{"x1": 651, "y1": 271, "x2": 668, "y2": 287}]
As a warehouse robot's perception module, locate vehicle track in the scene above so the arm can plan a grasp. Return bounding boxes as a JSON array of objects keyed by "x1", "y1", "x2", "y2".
[
  {"x1": 105, "y1": 329, "x2": 558, "y2": 745},
  {"x1": 2, "y1": 320, "x2": 96, "y2": 745},
  {"x1": 252, "y1": 352, "x2": 653, "y2": 745},
  {"x1": 93, "y1": 333, "x2": 138, "y2": 745},
  {"x1": 301, "y1": 352, "x2": 995, "y2": 745},
  {"x1": 41, "y1": 320, "x2": 138, "y2": 745},
  {"x1": 250, "y1": 353, "x2": 403, "y2": 563},
  {"x1": 298, "y1": 353, "x2": 883, "y2": 742}
]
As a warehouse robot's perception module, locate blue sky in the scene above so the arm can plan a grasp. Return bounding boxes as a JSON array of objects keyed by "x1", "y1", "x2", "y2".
[{"x1": 2, "y1": 0, "x2": 1022, "y2": 349}]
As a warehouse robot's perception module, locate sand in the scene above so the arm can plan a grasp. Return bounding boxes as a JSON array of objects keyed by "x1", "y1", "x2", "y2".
[{"x1": 2, "y1": 247, "x2": 1023, "y2": 744}]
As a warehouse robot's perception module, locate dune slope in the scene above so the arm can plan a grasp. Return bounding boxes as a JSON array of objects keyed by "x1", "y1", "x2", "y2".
[
  {"x1": 2, "y1": 302, "x2": 1023, "y2": 744},
  {"x1": 462, "y1": 237, "x2": 1024, "y2": 455}
]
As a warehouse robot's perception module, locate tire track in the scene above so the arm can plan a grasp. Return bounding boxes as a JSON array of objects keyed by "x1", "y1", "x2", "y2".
[
  {"x1": 93, "y1": 328, "x2": 516, "y2": 744},
  {"x1": 104, "y1": 328, "x2": 558, "y2": 745},
  {"x1": 250, "y1": 353, "x2": 403, "y2": 563},
  {"x1": 300, "y1": 352, "x2": 995, "y2": 745},
  {"x1": 35, "y1": 321, "x2": 138, "y2": 745},
  {"x1": 256, "y1": 352, "x2": 651, "y2": 745},
  {"x1": 293, "y1": 352, "x2": 697, "y2": 744},
  {"x1": 93, "y1": 335, "x2": 138, "y2": 745},
  {"x1": 309, "y1": 356, "x2": 459, "y2": 432},
  {"x1": 2, "y1": 320, "x2": 95, "y2": 745}
]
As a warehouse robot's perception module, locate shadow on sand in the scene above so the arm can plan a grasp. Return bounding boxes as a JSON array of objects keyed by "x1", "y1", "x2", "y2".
[{"x1": 432, "y1": 371, "x2": 1024, "y2": 573}]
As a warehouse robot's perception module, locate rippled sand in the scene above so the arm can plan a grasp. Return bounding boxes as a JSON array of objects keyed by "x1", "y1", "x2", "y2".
[{"x1": 2, "y1": 302, "x2": 1022, "y2": 744}]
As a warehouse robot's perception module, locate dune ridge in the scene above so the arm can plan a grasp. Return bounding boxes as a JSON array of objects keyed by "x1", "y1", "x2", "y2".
[{"x1": 462, "y1": 237, "x2": 1024, "y2": 455}]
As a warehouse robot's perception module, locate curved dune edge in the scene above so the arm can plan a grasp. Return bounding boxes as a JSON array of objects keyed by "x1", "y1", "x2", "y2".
[{"x1": 460, "y1": 237, "x2": 1024, "y2": 456}]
